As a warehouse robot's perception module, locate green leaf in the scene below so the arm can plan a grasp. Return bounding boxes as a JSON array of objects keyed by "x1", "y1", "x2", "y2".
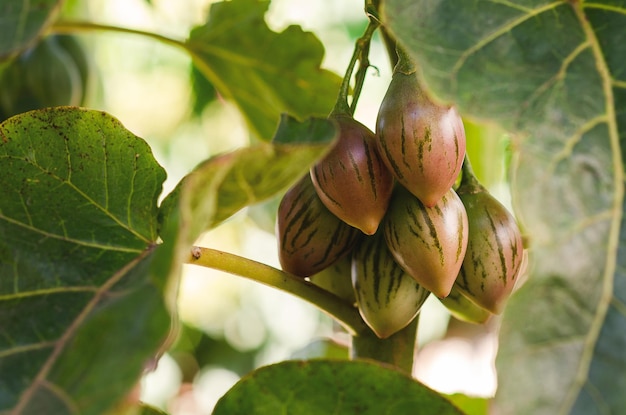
[
  {"x1": 383, "y1": 1, "x2": 626, "y2": 414},
  {"x1": 0, "y1": 108, "x2": 171, "y2": 414},
  {"x1": 213, "y1": 360, "x2": 465, "y2": 415},
  {"x1": 189, "y1": 62, "x2": 217, "y2": 117},
  {"x1": 444, "y1": 394, "x2": 488, "y2": 415},
  {"x1": 0, "y1": 0, "x2": 63, "y2": 59},
  {"x1": 159, "y1": 114, "x2": 337, "y2": 243},
  {"x1": 186, "y1": 0, "x2": 342, "y2": 140}
]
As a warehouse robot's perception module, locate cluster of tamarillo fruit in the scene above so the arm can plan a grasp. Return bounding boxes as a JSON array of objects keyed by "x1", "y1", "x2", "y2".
[{"x1": 276, "y1": 48, "x2": 524, "y2": 339}]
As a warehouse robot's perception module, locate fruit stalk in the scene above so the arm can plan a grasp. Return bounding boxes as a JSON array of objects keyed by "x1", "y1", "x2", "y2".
[
  {"x1": 350, "y1": 314, "x2": 418, "y2": 374},
  {"x1": 186, "y1": 246, "x2": 369, "y2": 336},
  {"x1": 332, "y1": 19, "x2": 379, "y2": 116}
]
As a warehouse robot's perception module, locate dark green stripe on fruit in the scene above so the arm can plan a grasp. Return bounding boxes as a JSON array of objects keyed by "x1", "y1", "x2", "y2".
[
  {"x1": 282, "y1": 192, "x2": 320, "y2": 251},
  {"x1": 404, "y1": 203, "x2": 428, "y2": 247},
  {"x1": 486, "y1": 206, "x2": 508, "y2": 283},
  {"x1": 401, "y1": 115, "x2": 410, "y2": 170},
  {"x1": 417, "y1": 199, "x2": 444, "y2": 266},
  {"x1": 363, "y1": 137, "x2": 379, "y2": 199},
  {"x1": 378, "y1": 130, "x2": 404, "y2": 180},
  {"x1": 347, "y1": 147, "x2": 364, "y2": 184},
  {"x1": 311, "y1": 168, "x2": 341, "y2": 207},
  {"x1": 313, "y1": 220, "x2": 358, "y2": 267}
]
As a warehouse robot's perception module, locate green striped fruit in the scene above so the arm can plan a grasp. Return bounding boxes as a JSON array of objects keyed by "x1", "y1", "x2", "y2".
[
  {"x1": 309, "y1": 255, "x2": 356, "y2": 305},
  {"x1": 438, "y1": 285, "x2": 492, "y2": 324},
  {"x1": 310, "y1": 114, "x2": 394, "y2": 235},
  {"x1": 375, "y1": 70, "x2": 465, "y2": 207},
  {"x1": 352, "y1": 230, "x2": 430, "y2": 338},
  {"x1": 384, "y1": 185, "x2": 468, "y2": 298},
  {"x1": 455, "y1": 182, "x2": 524, "y2": 314},
  {"x1": 277, "y1": 174, "x2": 360, "y2": 277}
]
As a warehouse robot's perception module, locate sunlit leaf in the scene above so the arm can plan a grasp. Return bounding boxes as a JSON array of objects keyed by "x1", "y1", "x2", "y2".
[
  {"x1": 0, "y1": 108, "x2": 170, "y2": 415},
  {"x1": 186, "y1": 0, "x2": 342, "y2": 140},
  {"x1": 383, "y1": 1, "x2": 626, "y2": 414},
  {"x1": 213, "y1": 360, "x2": 464, "y2": 415},
  {"x1": 0, "y1": 0, "x2": 63, "y2": 59}
]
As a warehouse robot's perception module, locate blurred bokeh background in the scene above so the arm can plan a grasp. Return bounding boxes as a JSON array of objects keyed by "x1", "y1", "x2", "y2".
[{"x1": 59, "y1": 0, "x2": 512, "y2": 413}]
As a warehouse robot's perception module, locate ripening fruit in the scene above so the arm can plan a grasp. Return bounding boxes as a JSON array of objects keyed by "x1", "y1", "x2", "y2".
[
  {"x1": 309, "y1": 255, "x2": 356, "y2": 305},
  {"x1": 310, "y1": 114, "x2": 394, "y2": 235},
  {"x1": 352, "y1": 230, "x2": 430, "y2": 338},
  {"x1": 277, "y1": 174, "x2": 360, "y2": 277},
  {"x1": 376, "y1": 68, "x2": 465, "y2": 207},
  {"x1": 438, "y1": 285, "x2": 492, "y2": 324},
  {"x1": 384, "y1": 185, "x2": 468, "y2": 298},
  {"x1": 455, "y1": 179, "x2": 524, "y2": 314}
]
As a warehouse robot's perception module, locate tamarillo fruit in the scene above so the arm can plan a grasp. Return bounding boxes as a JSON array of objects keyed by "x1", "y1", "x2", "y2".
[{"x1": 310, "y1": 114, "x2": 394, "y2": 235}]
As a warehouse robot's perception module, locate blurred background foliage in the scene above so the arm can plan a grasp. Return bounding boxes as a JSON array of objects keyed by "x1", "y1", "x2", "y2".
[{"x1": 16, "y1": 0, "x2": 511, "y2": 413}]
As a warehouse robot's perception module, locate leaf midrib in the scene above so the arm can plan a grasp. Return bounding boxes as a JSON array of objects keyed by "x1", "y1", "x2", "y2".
[
  {"x1": 559, "y1": 3, "x2": 625, "y2": 414},
  {"x1": 8, "y1": 245, "x2": 156, "y2": 415}
]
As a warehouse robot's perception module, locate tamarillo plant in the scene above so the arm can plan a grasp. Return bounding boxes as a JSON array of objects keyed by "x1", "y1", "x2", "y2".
[{"x1": 1, "y1": 0, "x2": 625, "y2": 415}]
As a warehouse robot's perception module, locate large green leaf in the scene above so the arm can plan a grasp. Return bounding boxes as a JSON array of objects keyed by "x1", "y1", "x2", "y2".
[
  {"x1": 213, "y1": 359, "x2": 464, "y2": 415},
  {"x1": 186, "y1": 0, "x2": 342, "y2": 140},
  {"x1": 0, "y1": 108, "x2": 171, "y2": 415},
  {"x1": 382, "y1": 1, "x2": 626, "y2": 414},
  {"x1": 159, "y1": 114, "x2": 337, "y2": 243},
  {"x1": 0, "y1": 0, "x2": 63, "y2": 59}
]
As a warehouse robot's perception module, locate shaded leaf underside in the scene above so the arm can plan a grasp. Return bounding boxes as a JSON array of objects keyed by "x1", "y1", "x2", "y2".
[
  {"x1": 0, "y1": 0, "x2": 62, "y2": 59},
  {"x1": 382, "y1": 1, "x2": 626, "y2": 414}
]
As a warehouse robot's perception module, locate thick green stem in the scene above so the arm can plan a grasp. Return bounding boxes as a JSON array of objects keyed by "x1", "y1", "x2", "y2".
[
  {"x1": 185, "y1": 247, "x2": 369, "y2": 336},
  {"x1": 331, "y1": 19, "x2": 379, "y2": 116},
  {"x1": 350, "y1": 315, "x2": 418, "y2": 374}
]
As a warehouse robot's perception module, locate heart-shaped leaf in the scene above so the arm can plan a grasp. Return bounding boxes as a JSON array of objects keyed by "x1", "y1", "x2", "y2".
[
  {"x1": 0, "y1": 0, "x2": 62, "y2": 59},
  {"x1": 0, "y1": 108, "x2": 171, "y2": 415},
  {"x1": 186, "y1": 0, "x2": 342, "y2": 140},
  {"x1": 213, "y1": 359, "x2": 464, "y2": 415},
  {"x1": 383, "y1": 1, "x2": 626, "y2": 414}
]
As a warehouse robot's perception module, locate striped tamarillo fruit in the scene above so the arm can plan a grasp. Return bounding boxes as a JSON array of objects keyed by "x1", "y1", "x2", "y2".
[
  {"x1": 310, "y1": 114, "x2": 394, "y2": 235},
  {"x1": 351, "y1": 230, "x2": 430, "y2": 339},
  {"x1": 309, "y1": 255, "x2": 356, "y2": 305},
  {"x1": 375, "y1": 51, "x2": 465, "y2": 207},
  {"x1": 438, "y1": 285, "x2": 492, "y2": 324},
  {"x1": 383, "y1": 185, "x2": 468, "y2": 298},
  {"x1": 277, "y1": 174, "x2": 360, "y2": 277},
  {"x1": 455, "y1": 165, "x2": 524, "y2": 314}
]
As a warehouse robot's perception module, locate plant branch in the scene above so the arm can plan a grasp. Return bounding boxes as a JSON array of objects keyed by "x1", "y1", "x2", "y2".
[
  {"x1": 332, "y1": 19, "x2": 379, "y2": 116},
  {"x1": 49, "y1": 20, "x2": 188, "y2": 53},
  {"x1": 185, "y1": 246, "x2": 369, "y2": 336}
]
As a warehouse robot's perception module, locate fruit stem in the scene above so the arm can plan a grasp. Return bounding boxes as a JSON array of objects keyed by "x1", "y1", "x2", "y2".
[
  {"x1": 394, "y1": 45, "x2": 417, "y2": 75},
  {"x1": 460, "y1": 154, "x2": 485, "y2": 193},
  {"x1": 186, "y1": 246, "x2": 370, "y2": 336},
  {"x1": 365, "y1": 0, "x2": 399, "y2": 70},
  {"x1": 331, "y1": 18, "x2": 379, "y2": 117},
  {"x1": 350, "y1": 314, "x2": 418, "y2": 374}
]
